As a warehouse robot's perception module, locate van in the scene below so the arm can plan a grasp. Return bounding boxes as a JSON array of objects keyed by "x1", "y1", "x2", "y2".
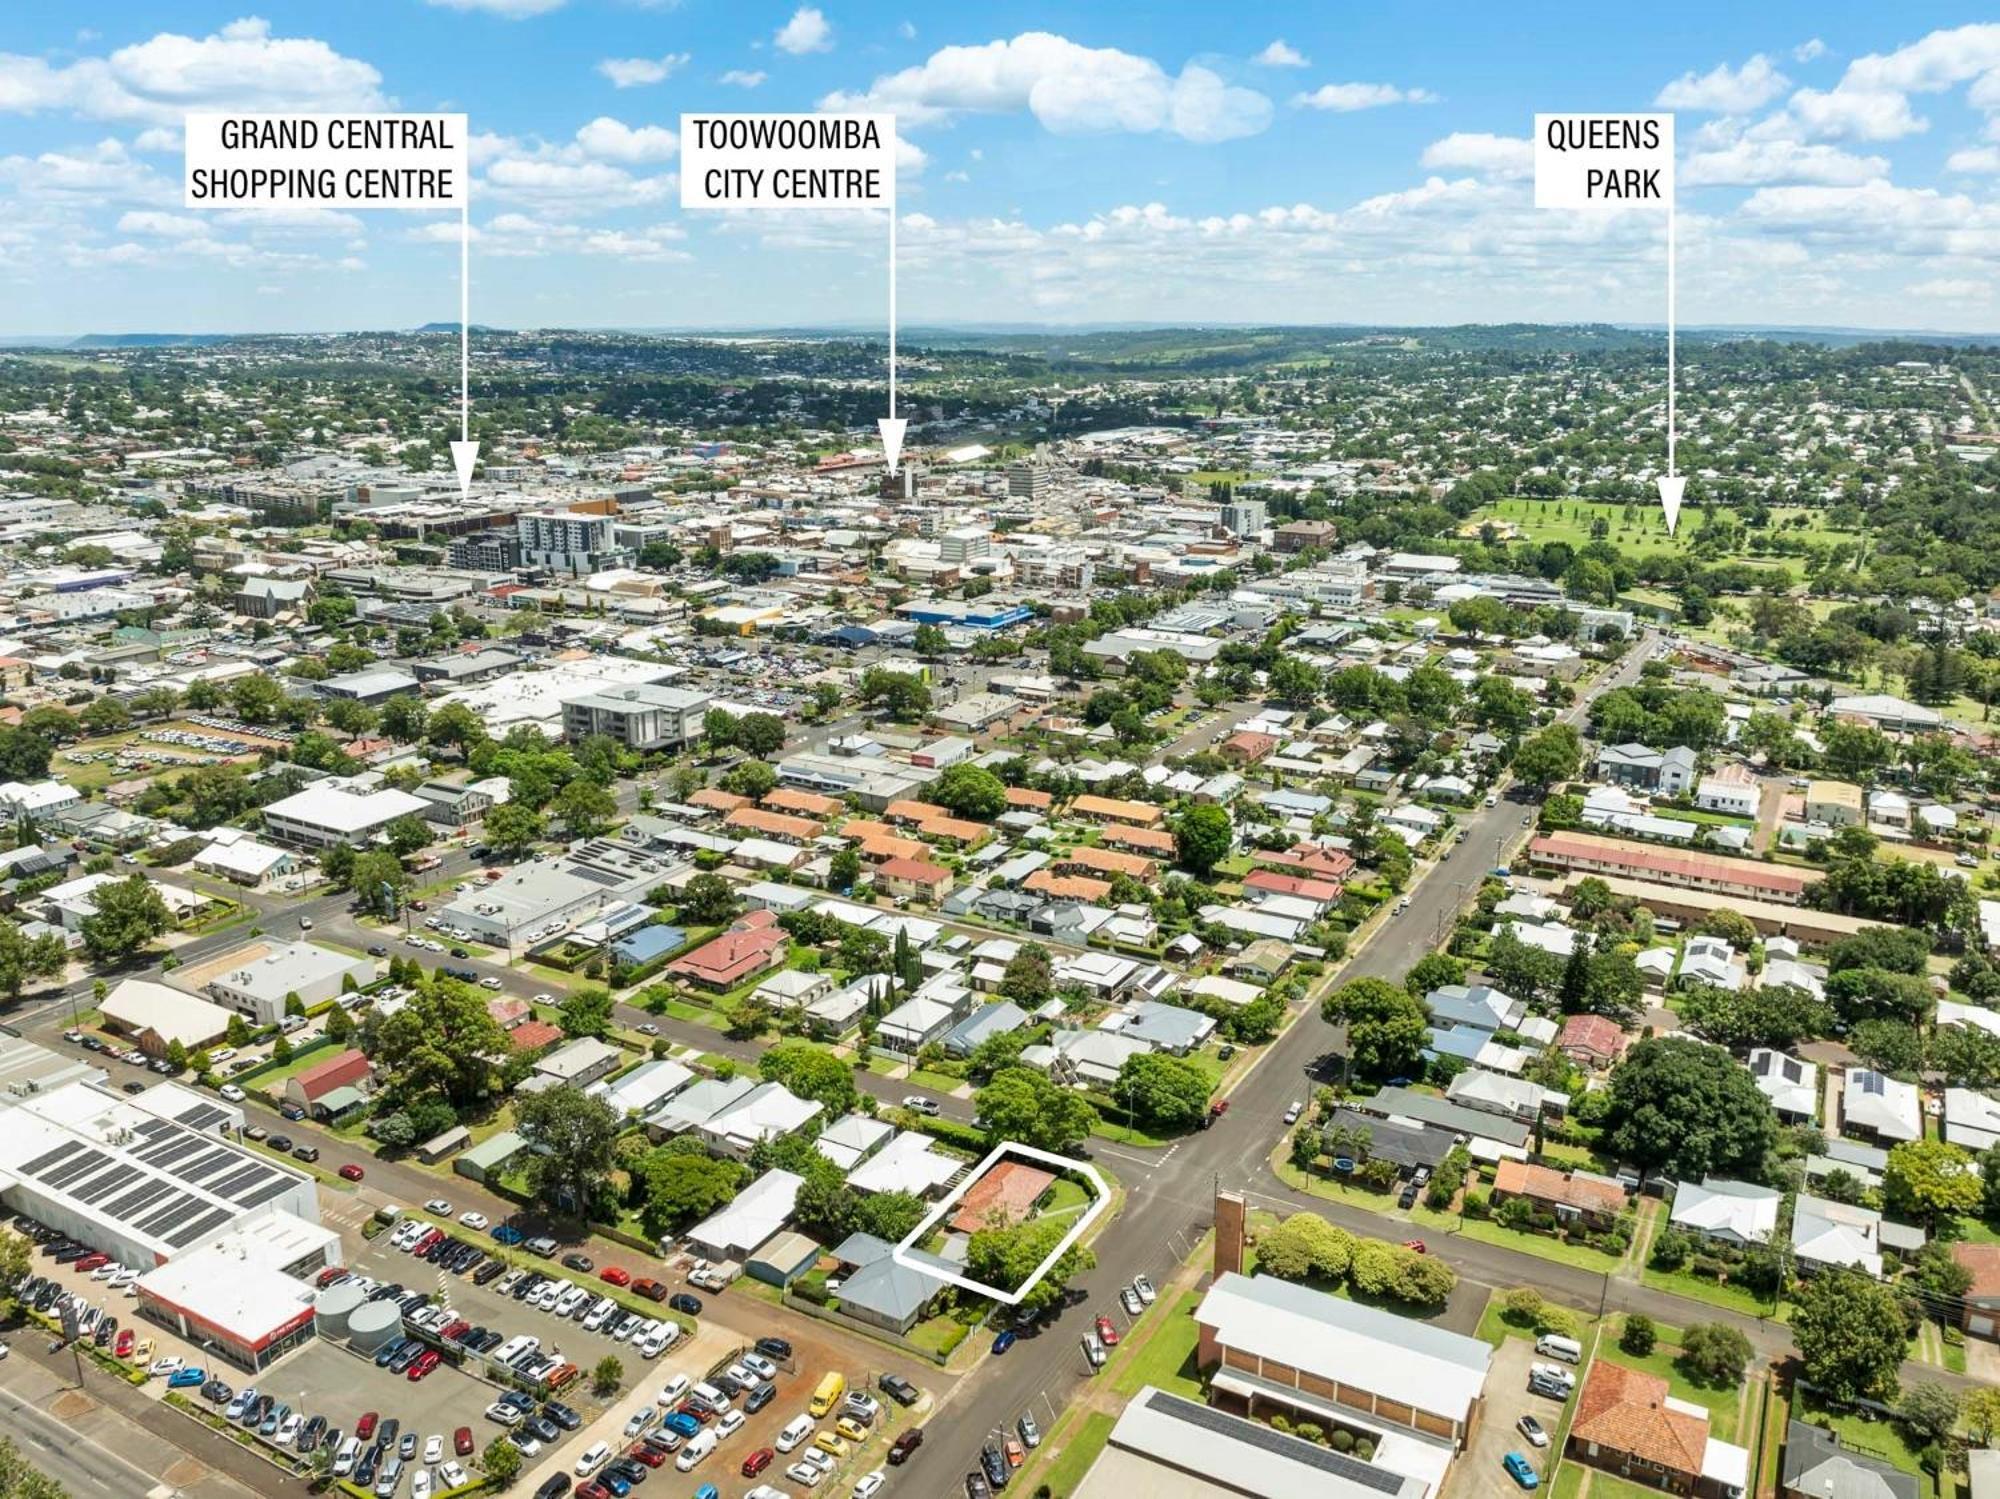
[
  {"x1": 574, "y1": 1442, "x2": 612, "y2": 1477},
  {"x1": 1535, "y1": 1334, "x2": 1582, "y2": 1364},
  {"x1": 776, "y1": 1415, "x2": 815, "y2": 1453},
  {"x1": 374, "y1": 1457, "x2": 403, "y2": 1497},
  {"x1": 674, "y1": 1430, "x2": 717, "y2": 1472},
  {"x1": 525, "y1": 1236, "x2": 559, "y2": 1258},
  {"x1": 809, "y1": 1371, "x2": 846, "y2": 1417},
  {"x1": 691, "y1": 1380, "x2": 732, "y2": 1413},
  {"x1": 373, "y1": 1205, "x2": 403, "y2": 1226}
]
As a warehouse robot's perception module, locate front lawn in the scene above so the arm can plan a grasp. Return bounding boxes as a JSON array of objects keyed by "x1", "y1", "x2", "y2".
[
  {"x1": 1455, "y1": 1215, "x2": 1627, "y2": 1273},
  {"x1": 1640, "y1": 1264, "x2": 1783, "y2": 1319},
  {"x1": 1109, "y1": 1290, "x2": 1204, "y2": 1398},
  {"x1": 1793, "y1": 1393, "x2": 1937, "y2": 1499}
]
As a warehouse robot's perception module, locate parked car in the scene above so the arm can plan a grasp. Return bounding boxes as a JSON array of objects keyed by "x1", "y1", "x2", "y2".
[
  {"x1": 1518, "y1": 1415, "x2": 1549, "y2": 1448},
  {"x1": 888, "y1": 1429, "x2": 923, "y2": 1466},
  {"x1": 339, "y1": 1164, "x2": 365, "y2": 1182},
  {"x1": 1503, "y1": 1452, "x2": 1540, "y2": 1490}
]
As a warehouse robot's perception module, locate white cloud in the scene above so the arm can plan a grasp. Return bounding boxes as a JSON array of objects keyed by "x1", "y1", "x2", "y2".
[
  {"x1": 1906, "y1": 276, "x2": 1991, "y2": 299},
  {"x1": 0, "y1": 18, "x2": 385, "y2": 125},
  {"x1": 776, "y1": 7, "x2": 834, "y2": 56},
  {"x1": 1947, "y1": 145, "x2": 2000, "y2": 172},
  {"x1": 116, "y1": 210, "x2": 209, "y2": 239},
  {"x1": 1655, "y1": 54, "x2": 1789, "y2": 113},
  {"x1": 719, "y1": 69, "x2": 766, "y2": 89},
  {"x1": 132, "y1": 126, "x2": 179, "y2": 153},
  {"x1": 0, "y1": 139, "x2": 170, "y2": 203},
  {"x1": 1768, "y1": 23, "x2": 2000, "y2": 142},
  {"x1": 1253, "y1": 40, "x2": 1308, "y2": 68},
  {"x1": 1681, "y1": 138, "x2": 1886, "y2": 187},
  {"x1": 1793, "y1": 38, "x2": 1827, "y2": 63},
  {"x1": 1293, "y1": 82, "x2": 1436, "y2": 113},
  {"x1": 483, "y1": 155, "x2": 674, "y2": 205},
  {"x1": 215, "y1": 204, "x2": 365, "y2": 234},
  {"x1": 820, "y1": 32, "x2": 1272, "y2": 143},
  {"x1": 572, "y1": 117, "x2": 678, "y2": 163},
  {"x1": 597, "y1": 53, "x2": 690, "y2": 88},
  {"x1": 1782, "y1": 85, "x2": 1925, "y2": 141},
  {"x1": 1419, "y1": 132, "x2": 1532, "y2": 178},
  {"x1": 423, "y1": 0, "x2": 568, "y2": 17}
]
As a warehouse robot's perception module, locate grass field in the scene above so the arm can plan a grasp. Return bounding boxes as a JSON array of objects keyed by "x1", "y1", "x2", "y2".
[
  {"x1": 1109, "y1": 1290, "x2": 1205, "y2": 1398},
  {"x1": 1034, "y1": 1411, "x2": 1117, "y2": 1499},
  {"x1": 1473, "y1": 497, "x2": 1862, "y2": 564}
]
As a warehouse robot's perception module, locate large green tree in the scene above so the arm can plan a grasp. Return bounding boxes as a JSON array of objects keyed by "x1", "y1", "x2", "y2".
[
  {"x1": 1791, "y1": 1269, "x2": 1909, "y2": 1402},
  {"x1": 367, "y1": 978, "x2": 509, "y2": 1106},
  {"x1": 514, "y1": 1085, "x2": 623, "y2": 1216},
  {"x1": 79, "y1": 874, "x2": 172, "y2": 963},
  {"x1": 759, "y1": 1040, "x2": 860, "y2": 1115},
  {"x1": 973, "y1": 1066, "x2": 1097, "y2": 1153},
  {"x1": 1110, "y1": 1052, "x2": 1212, "y2": 1130},
  {"x1": 965, "y1": 1213, "x2": 1096, "y2": 1313},
  {"x1": 483, "y1": 799, "x2": 545, "y2": 856},
  {"x1": 0, "y1": 918, "x2": 67, "y2": 997},
  {"x1": 932, "y1": 763, "x2": 1007, "y2": 821},
  {"x1": 1320, "y1": 977, "x2": 1430, "y2": 1081},
  {"x1": 1600, "y1": 1037, "x2": 1777, "y2": 1181},
  {"x1": 1172, "y1": 803, "x2": 1233, "y2": 877}
]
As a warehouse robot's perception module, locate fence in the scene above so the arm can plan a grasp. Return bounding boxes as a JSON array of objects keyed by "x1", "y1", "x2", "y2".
[{"x1": 779, "y1": 1290, "x2": 955, "y2": 1367}]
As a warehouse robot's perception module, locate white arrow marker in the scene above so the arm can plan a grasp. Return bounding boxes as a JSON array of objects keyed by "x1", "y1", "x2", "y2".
[
  {"x1": 877, "y1": 203, "x2": 907, "y2": 475},
  {"x1": 1656, "y1": 177, "x2": 1682, "y2": 535},
  {"x1": 449, "y1": 193, "x2": 480, "y2": 497}
]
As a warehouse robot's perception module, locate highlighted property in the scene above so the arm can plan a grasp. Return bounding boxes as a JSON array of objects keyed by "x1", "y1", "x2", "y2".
[{"x1": 890, "y1": 1141, "x2": 1109, "y2": 1306}]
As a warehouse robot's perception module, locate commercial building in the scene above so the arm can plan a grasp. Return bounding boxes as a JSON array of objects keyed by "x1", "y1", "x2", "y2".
[
  {"x1": 438, "y1": 838, "x2": 683, "y2": 951},
  {"x1": 1528, "y1": 831, "x2": 1817, "y2": 905},
  {"x1": 560, "y1": 682, "x2": 712, "y2": 751},
  {"x1": 261, "y1": 782, "x2": 434, "y2": 851},
  {"x1": 202, "y1": 940, "x2": 375, "y2": 1026},
  {"x1": 101, "y1": 979, "x2": 235, "y2": 1055},
  {"x1": 0, "y1": 1078, "x2": 320, "y2": 1270},
  {"x1": 1195, "y1": 1270, "x2": 1491, "y2": 1449},
  {"x1": 517, "y1": 509, "x2": 631, "y2": 576},
  {"x1": 134, "y1": 1209, "x2": 340, "y2": 1372}
]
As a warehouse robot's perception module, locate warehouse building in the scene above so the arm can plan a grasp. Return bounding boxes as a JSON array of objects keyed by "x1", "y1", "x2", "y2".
[
  {"x1": 202, "y1": 940, "x2": 376, "y2": 1026},
  {"x1": 261, "y1": 782, "x2": 433, "y2": 851}
]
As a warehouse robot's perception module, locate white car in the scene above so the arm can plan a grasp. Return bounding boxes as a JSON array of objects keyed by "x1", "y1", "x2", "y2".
[
  {"x1": 900, "y1": 1095, "x2": 940, "y2": 1116},
  {"x1": 853, "y1": 1473, "x2": 886, "y2": 1499},
  {"x1": 423, "y1": 1435, "x2": 443, "y2": 1464},
  {"x1": 425, "y1": 1199, "x2": 452, "y2": 1216},
  {"x1": 458, "y1": 1211, "x2": 488, "y2": 1231},
  {"x1": 149, "y1": 1355, "x2": 183, "y2": 1376},
  {"x1": 1132, "y1": 1274, "x2": 1156, "y2": 1305},
  {"x1": 638, "y1": 1327, "x2": 670, "y2": 1359},
  {"x1": 511, "y1": 1433, "x2": 542, "y2": 1457},
  {"x1": 484, "y1": 1403, "x2": 522, "y2": 1427},
  {"x1": 802, "y1": 1449, "x2": 835, "y2": 1475},
  {"x1": 716, "y1": 1410, "x2": 745, "y2": 1439},
  {"x1": 411, "y1": 1470, "x2": 433, "y2": 1499},
  {"x1": 533, "y1": 992, "x2": 554, "y2": 1004},
  {"x1": 438, "y1": 1463, "x2": 467, "y2": 1488},
  {"x1": 219, "y1": 1084, "x2": 246, "y2": 1102},
  {"x1": 276, "y1": 1412, "x2": 303, "y2": 1444},
  {"x1": 788, "y1": 1463, "x2": 826, "y2": 1489},
  {"x1": 1283, "y1": 1101, "x2": 1302, "y2": 1124},
  {"x1": 480, "y1": 977, "x2": 504, "y2": 991},
  {"x1": 657, "y1": 1374, "x2": 691, "y2": 1407}
]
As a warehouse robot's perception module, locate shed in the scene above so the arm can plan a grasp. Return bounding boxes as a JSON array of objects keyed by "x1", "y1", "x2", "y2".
[
  {"x1": 747, "y1": 1230, "x2": 821, "y2": 1287},
  {"x1": 455, "y1": 1129, "x2": 527, "y2": 1184}
]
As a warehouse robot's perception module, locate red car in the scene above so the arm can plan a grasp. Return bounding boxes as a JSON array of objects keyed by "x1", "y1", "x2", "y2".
[
  {"x1": 599, "y1": 1266, "x2": 631, "y2": 1287},
  {"x1": 1095, "y1": 1314, "x2": 1120, "y2": 1347},
  {"x1": 315, "y1": 1266, "x2": 347, "y2": 1287},
  {"x1": 356, "y1": 1412, "x2": 379, "y2": 1440},
  {"x1": 454, "y1": 1427, "x2": 473, "y2": 1456},
  {"x1": 676, "y1": 1400, "x2": 714, "y2": 1425},
  {"x1": 114, "y1": 1330, "x2": 133, "y2": 1359},
  {"x1": 1403, "y1": 1240, "x2": 1427, "y2": 1255},
  {"x1": 338, "y1": 1164, "x2": 365, "y2": 1182},
  {"x1": 439, "y1": 1320, "x2": 470, "y2": 1342},
  {"x1": 742, "y1": 1447, "x2": 775, "y2": 1478},
  {"x1": 75, "y1": 1253, "x2": 109, "y2": 1272},
  {"x1": 626, "y1": 1444, "x2": 666, "y2": 1467},
  {"x1": 576, "y1": 1485, "x2": 611, "y2": 1499},
  {"x1": 407, "y1": 1349, "x2": 441, "y2": 1381}
]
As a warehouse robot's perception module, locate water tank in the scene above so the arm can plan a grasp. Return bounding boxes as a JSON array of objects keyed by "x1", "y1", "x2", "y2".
[
  {"x1": 347, "y1": 1299, "x2": 402, "y2": 1354},
  {"x1": 313, "y1": 1281, "x2": 365, "y2": 1337}
]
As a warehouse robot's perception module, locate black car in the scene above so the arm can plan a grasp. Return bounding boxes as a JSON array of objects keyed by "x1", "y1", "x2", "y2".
[
  {"x1": 473, "y1": 1260, "x2": 506, "y2": 1286},
  {"x1": 354, "y1": 1448, "x2": 379, "y2": 1486},
  {"x1": 511, "y1": 1275, "x2": 542, "y2": 1301},
  {"x1": 981, "y1": 1442, "x2": 1010, "y2": 1491},
  {"x1": 1397, "y1": 1182, "x2": 1419, "y2": 1210},
  {"x1": 607, "y1": 1458, "x2": 648, "y2": 1485},
  {"x1": 301, "y1": 1416, "x2": 326, "y2": 1450},
  {"x1": 450, "y1": 947, "x2": 470, "y2": 959},
  {"x1": 743, "y1": 1380, "x2": 775, "y2": 1414},
  {"x1": 267, "y1": 1135, "x2": 293, "y2": 1153},
  {"x1": 523, "y1": 1416, "x2": 560, "y2": 1444},
  {"x1": 754, "y1": 1336, "x2": 792, "y2": 1361},
  {"x1": 668, "y1": 1293, "x2": 702, "y2": 1316},
  {"x1": 543, "y1": 1400, "x2": 581, "y2": 1431},
  {"x1": 367, "y1": 945, "x2": 388, "y2": 957},
  {"x1": 121, "y1": 1081, "x2": 146, "y2": 1094},
  {"x1": 534, "y1": 1478, "x2": 572, "y2": 1499},
  {"x1": 878, "y1": 1373, "x2": 919, "y2": 1407},
  {"x1": 377, "y1": 1418, "x2": 400, "y2": 1450},
  {"x1": 965, "y1": 1472, "x2": 991, "y2": 1499}
]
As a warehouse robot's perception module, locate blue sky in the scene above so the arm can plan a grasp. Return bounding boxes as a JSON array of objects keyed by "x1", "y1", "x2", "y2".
[{"x1": 1, "y1": 2, "x2": 1997, "y2": 333}]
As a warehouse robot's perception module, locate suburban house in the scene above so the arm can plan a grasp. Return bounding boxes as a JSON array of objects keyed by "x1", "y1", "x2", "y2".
[
  {"x1": 1694, "y1": 767, "x2": 1760, "y2": 818},
  {"x1": 1780, "y1": 1421, "x2": 1918, "y2": 1499},
  {"x1": 1566, "y1": 1360, "x2": 1750, "y2": 1497},
  {"x1": 1749, "y1": 1049, "x2": 1818, "y2": 1122},
  {"x1": 1839, "y1": 1068, "x2": 1922, "y2": 1144},
  {"x1": 1792, "y1": 1193, "x2": 1923, "y2": 1278},
  {"x1": 1950, "y1": 1243, "x2": 2000, "y2": 1340},
  {"x1": 874, "y1": 855, "x2": 953, "y2": 903},
  {"x1": 823, "y1": 1231, "x2": 954, "y2": 1335},
  {"x1": 949, "y1": 1160, "x2": 1054, "y2": 1234},
  {"x1": 1490, "y1": 1160, "x2": 1627, "y2": 1229},
  {"x1": 1595, "y1": 743, "x2": 1698, "y2": 796},
  {"x1": 282, "y1": 1047, "x2": 373, "y2": 1121},
  {"x1": 1558, "y1": 1013, "x2": 1629, "y2": 1070},
  {"x1": 1668, "y1": 1177, "x2": 1781, "y2": 1248},
  {"x1": 666, "y1": 922, "x2": 788, "y2": 992},
  {"x1": 1805, "y1": 780, "x2": 1864, "y2": 828}
]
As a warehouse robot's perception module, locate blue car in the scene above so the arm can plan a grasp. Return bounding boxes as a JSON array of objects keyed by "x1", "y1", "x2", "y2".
[
  {"x1": 663, "y1": 1412, "x2": 702, "y2": 1438},
  {"x1": 694, "y1": 1486, "x2": 720, "y2": 1499},
  {"x1": 166, "y1": 1367, "x2": 207, "y2": 1389},
  {"x1": 598, "y1": 1476, "x2": 630, "y2": 1498},
  {"x1": 992, "y1": 1330, "x2": 1016, "y2": 1355},
  {"x1": 1503, "y1": 1452, "x2": 1539, "y2": 1490},
  {"x1": 491, "y1": 1225, "x2": 525, "y2": 1245}
]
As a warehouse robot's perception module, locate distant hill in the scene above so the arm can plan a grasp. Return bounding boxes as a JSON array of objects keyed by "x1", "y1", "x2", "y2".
[{"x1": 413, "y1": 322, "x2": 507, "y2": 334}]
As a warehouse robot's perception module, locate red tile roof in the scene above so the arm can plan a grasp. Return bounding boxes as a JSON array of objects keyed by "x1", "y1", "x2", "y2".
[
  {"x1": 1493, "y1": 1159, "x2": 1628, "y2": 1217},
  {"x1": 1243, "y1": 869, "x2": 1343, "y2": 903},
  {"x1": 509, "y1": 1020, "x2": 563, "y2": 1052},
  {"x1": 669, "y1": 926, "x2": 786, "y2": 986},
  {"x1": 1569, "y1": 1362, "x2": 1708, "y2": 1480},
  {"x1": 292, "y1": 1047, "x2": 371, "y2": 1100},
  {"x1": 1954, "y1": 1242, "x2": 2000, "y2": 1300},
  {"x1": 1529, "y1": 831, "x2": 1814, "y2": 899},
  {"x1": 951, "y1": 1161, "x2": 1057, "y2": 1233},
  {"x1": 1558, "y1": 1013, "x2": 1628, "y2": 1061}
]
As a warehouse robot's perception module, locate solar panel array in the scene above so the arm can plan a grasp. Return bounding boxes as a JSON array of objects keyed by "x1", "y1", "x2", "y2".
[
  {"x1": 1142, "y1": 1388, "x2": 1405, "y2": 1496},
  {"x1": 21, "y1": 1109, "x2": 301, "y2": 1251}
]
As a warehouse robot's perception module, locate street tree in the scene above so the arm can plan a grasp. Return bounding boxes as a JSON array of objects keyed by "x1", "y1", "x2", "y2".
[
  {"x1": 79, "y1": 874, "x2": 172, "y2": 963},
  {"x1": 514, "y1": 1086, "x2": 623, "y2": 1217},
  {"x1": 1600, "y1": 1036, "x2": 1777, "y2": 1181},
  {"x1": 1172, "y1": 803, "x2": 1233, "y2": 877},
  {"x1": 1791, "y1": 1270, "x2": 1909, "y2": 1402},
  {"x1": 1319, "y1": 977, "x2": 1429, "y2": 1082}
]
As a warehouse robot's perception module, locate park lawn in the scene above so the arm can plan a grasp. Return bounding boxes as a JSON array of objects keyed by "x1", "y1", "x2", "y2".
[
  {"x1": 1033, "y1": 1411, "x2": 1117, "y2": 1499},
  {"x1": 1640, "y1": 1265, "x2": 1783, "y2": 1319},
  {"x1": 662, "y1": 1000, "x2": 727, "y2": 1029},
  {"x1": 1089, "y1": 1117, "x2": 1181, "y2": 1148},
  {"x1": 1454, "y1": 1215, "x2": 1626, "y2": 1274},
  {"x1": 1111, "y1": 1290, "x2": 1205, "y2": 1398}
]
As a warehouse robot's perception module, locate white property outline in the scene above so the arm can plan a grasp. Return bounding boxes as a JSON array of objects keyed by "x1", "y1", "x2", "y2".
[{"x1": 889, "y1": 1140, "x2": 1109, "y2": 1306}]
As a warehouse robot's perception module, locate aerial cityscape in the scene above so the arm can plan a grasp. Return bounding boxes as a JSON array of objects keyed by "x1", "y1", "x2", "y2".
[{"x1": 0, "y1": 6, "x2": 1999, "y2": 1499}]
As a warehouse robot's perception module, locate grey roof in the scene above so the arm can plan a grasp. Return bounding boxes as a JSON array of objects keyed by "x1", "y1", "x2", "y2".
[
  {"x1": 1781, "y1": 1421, "x2": 1918, "y2": 1499},
  {"x1": 1323, "y1": 1107, "x2": 1454, "y2": 1172},
  {"x1": 941, "y1": 1001, "x2": 1028, "y2": 1057},
  {"x1": 1101, "y1": 1386, "x2": 1425, "y2": 1499},
  {"x1": 1354, "y1": 1085, "x2": 1531, "y2": 1148},
  {"x1": 1120, "y1": 1000, "x2": 1215, "y2": 1051},
  {"x1": 827, "y1": 1230, "x2": 954, "y2": 1324}
]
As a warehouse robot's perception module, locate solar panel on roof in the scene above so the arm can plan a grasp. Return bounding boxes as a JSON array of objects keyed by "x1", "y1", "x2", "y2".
[
  {"x1": 209, "y1": 1164, "x2": 271, "y2": 1201},
  {"x1": 177, "y1": 1104, "x2": 227, "y2": 1130},
  {"x1": 138, "y1": 1196, "x2": 204, "y2": 1238},
  {"x1": 43, "y1": 1150, "x2": 109, "y2": 1189},
  {"x1": 168, "y1": 1207, "x2": 232, "y2": 1248},
  {"x1": 140, "y1": 1135, "x2": 203, "y2": 1168},
  {"x1": 131, "y1": 1118, "x2": 172, "y2": 1138},
  {"x1": 1141, "y1": 1389, "x2": 1404, "y2": 1495},
  {"x1": 105, "y1": 1180, "x2": 176, "y2": 1220},
  {"x1": 1857, "y1": 1072, "x2": 1885, "y2": 1095},
  {"x1": 71, "y1": 1165, "x2": 139, "y2": 1205},
  {"x1": 240, "y1": 1178, "x2": 296, "y2": 1209},
  {"x1": 178, "y1": 1147, "x2": 242, "y2": 1183},
  {"x1": 19, "y1": 1141, "x2": 82, "y2": 1176}
]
